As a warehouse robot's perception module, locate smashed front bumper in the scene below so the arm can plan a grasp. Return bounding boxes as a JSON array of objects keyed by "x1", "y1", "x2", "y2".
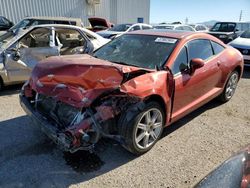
[{"x1": 19, "y1": 94, "x2": 93, "y2": 152}]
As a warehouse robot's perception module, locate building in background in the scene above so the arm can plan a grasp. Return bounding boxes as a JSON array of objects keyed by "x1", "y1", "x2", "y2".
[{"x1": 0, "y1": 0, "x2": 150, "y2": 26}]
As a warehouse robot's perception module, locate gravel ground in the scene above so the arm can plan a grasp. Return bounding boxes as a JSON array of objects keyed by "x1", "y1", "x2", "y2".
[{"x1": 0, "y1": 68, "x2": 249, "y2": 188}]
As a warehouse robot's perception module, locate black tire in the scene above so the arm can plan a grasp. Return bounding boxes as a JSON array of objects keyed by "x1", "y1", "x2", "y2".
[
  {"x1": 119, "y1": 101, "x2": 165, "y2": 155},
  {"x1": 219, "y1": 71, "x2": 239, "y2": 102}
]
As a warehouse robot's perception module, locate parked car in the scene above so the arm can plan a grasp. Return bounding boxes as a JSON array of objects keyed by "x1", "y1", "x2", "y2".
[
  {"x1": 6, "y1": 16, "x2": 82, "y2": 35},
  {"x1": 229, "y1": 30, "x2": 250, "y2": 66},
  {"x1": 0, "y1": 16, "x2": 14, "y2": 36},
  {"x1": 97, "y1": 23, "x2": 152, "y2": 39},
  {"x1": 20, "y1": 30, "x2": 243, "y2": 155},
  {"x1": 153, "y1": 24, "x2": 195, "y2": 32},
  {"x1": 195, "y1": 146, "x2": 250, "y2": 188},
  {"x1": 208, "y1": 21, "x2": 250, "y2": 43},
  {"x1": 189, "y1": 24, "x2": 208, "y2": 32},
  {"x1": 0, "y1": 24, "x2": 109, "y2": 90},
  {"x1": 87, "y1": 17, "x2": 114, "y2": 32},
  {"x1": 0, "y1": 16, "x2": 13, "y2": 31}
]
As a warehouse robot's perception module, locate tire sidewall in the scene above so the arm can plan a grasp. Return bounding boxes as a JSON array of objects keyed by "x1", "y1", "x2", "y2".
[
  {"x1": 221, "y1": 71, "x2": 239, "y2": 102},
  {"x1": 120, "y1": 101, "x2": 165, "y2": 155}
]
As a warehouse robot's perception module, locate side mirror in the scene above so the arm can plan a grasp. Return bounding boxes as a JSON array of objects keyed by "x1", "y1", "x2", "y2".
[{"x1": 189, "y1": 58, "x2": 205, "y2": 75}]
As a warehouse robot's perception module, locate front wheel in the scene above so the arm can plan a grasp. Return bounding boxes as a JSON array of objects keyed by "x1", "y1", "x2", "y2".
[
  {"x1": 219, "y1": 71, "x2": 239, "y2": 102},
  {"x1": 119, "y1": 102, "x2": 165, "y2": 155}
]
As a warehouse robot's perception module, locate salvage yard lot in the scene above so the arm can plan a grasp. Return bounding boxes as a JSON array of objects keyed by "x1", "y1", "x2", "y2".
[{"x1": 0, "y1": 68, "x2": 249, "y2": 188}]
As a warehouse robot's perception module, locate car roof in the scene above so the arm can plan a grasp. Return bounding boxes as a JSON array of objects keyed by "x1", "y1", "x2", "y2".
[
  {"x1": 127, "y1": 29, "x2": 224, "y2": 42},
  {"x1": 23, "y1": 24, "x2": 106, "y2": 40},
  {"x1": 23, "y1": 16, "x2": 81, "y2": 21},
  {"x1": 127, "y1": 29, "x2": 194, "y2": 39},
  {"x1": 28, "y1": 24, "x2": 83, "y2": 30}
]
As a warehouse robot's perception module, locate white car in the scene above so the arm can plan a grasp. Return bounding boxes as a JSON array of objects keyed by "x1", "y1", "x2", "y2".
[
  {"x1": 97, "y1": 23, "x2": 152, "y2": 39},
  {"x1": 189, "y1": 24, "x2": 209, "y2": 32},
  {"x1": 0, "y1": 24, "x2": 109, "y2": 89},
  {"x1": 229, "y1": 30, "x2": 250, "y2": 66},
  {"x1": 153, "y1": 24, "x2": 195, "y2": 32}
]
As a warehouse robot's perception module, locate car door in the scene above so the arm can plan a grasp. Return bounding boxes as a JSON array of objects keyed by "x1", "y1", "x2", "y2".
[
  {"x1": 55, "y1": 28, "x2": 89, "y2": 55},
  {"x1": 171, "y1": 39, "x2": 222, "y2": 121},
  {"x1": 4, "y1": 27, "x2": 59, "y2": 82}
]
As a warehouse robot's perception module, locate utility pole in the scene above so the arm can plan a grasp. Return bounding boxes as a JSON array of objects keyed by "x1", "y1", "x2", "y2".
[{"x1": 239, "y1": 10, "x2": 243, "y2": 21}]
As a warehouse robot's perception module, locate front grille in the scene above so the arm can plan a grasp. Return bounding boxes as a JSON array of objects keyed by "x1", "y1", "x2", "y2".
[
  {"x1": 36, "y1": 94, "x2": 80, "y2": 129},
  {"x1": 235, "y1": 47, "x2": 250, "y2": 55},
  {"x1": 244, "y1": 59, "x2": 250, "y2": 65}
]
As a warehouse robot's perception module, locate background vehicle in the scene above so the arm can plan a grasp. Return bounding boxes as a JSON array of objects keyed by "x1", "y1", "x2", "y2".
[
  {"x1": 96, "y1": 23, "x2": 152, "y2": 39},
  {"x1": 0, "y1": 24, "x2": 109, "y2": 90},
  {"x1": 195, "y1": 146, "x2": 250, "y2": 188},
  {"x1": 153, "y1": 24, "x2": 196, "y2": 31},
  {"x1": 0, "y1": 16, "x2": 13, "y2": 31},
  {"x1": 189, "y1": 24, "x2": 208, "y2": 32},
  {"x1": 20, "y1": 31, "x2": 243, "y2": 155},
  {"x1": 0, "y1": 16, "x2": 14, "y2": 36},
  {"x1": 208, "y1": 21, "x2": 250, "y2": 43},
  {"x1": 87, "y1": 17, "x2": 114, "y2": 32},
  {"x1": 229, "y1": 30, "x2": 250, "y2": 66}
]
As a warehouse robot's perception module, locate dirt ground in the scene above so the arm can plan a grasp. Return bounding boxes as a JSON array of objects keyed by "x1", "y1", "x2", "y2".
[{"x1": 0, "y1": 68, "x2": 249, "y2": 188}]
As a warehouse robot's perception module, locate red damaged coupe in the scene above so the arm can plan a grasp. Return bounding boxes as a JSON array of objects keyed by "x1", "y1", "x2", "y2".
[{"x1": 20, "y1": 30, "x2": 244, "y2": 155}]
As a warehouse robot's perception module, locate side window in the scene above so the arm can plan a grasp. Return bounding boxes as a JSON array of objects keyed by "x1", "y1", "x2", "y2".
[
  {"x1": 0, "y1": 18, "x2": 5, "y2": 25},
  {"x1": 130, "y1": 25, "x2": 141, "y2": 31},
  {"x1": 211, "y1": 41, "x2": 225, "y2": 55},
  {"x1": 200, "y1": 25, "x2": 206, "y2": 31},
  {"x1": 19, "y1": 28, "x2": 51, "y2": 48},
  {"x1": 172, "y1": 47, "x2": 188, "y2": 74},
  {"x1": 0, "y1": 17, "x2": 9, "y2": 26},
  {"x1": 56, "y1": 28, "x2": 86, "y2": 55},
  {"x1": 175, "y1": 26, "x2": 183, "y2": 31},
  {"x1": 183, "y1": 26, "x2": 194, "y2": 31},
  {"x1": 142, "y1": 25, "x2": 151, "y2": 30},
  {"x1": 187, "y1": 39, "x2": 213, "y2": 61}
]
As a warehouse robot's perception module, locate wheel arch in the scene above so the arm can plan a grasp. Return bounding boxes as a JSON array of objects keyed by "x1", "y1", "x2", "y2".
[
  {"x1": 234, "y1": 65, "x2": 242, "y2": 78},
  {"x1": 144, "y1": 94, "x2": 167, "y2": 118}
]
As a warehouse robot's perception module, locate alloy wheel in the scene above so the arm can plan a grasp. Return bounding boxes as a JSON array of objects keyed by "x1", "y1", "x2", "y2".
[{"x1": 134, "y1": 108, "x2": 163, "y2": 150}]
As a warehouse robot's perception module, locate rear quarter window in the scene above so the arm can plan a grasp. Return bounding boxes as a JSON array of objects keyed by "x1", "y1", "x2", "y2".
[{"x1": 211, "y1": 41, "x2": 225, "y2": 55}]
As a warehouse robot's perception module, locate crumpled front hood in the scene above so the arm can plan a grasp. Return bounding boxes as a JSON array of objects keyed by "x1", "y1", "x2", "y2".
[{"x1": 29, "y1": 54, "x2": 143, "y2": 108}]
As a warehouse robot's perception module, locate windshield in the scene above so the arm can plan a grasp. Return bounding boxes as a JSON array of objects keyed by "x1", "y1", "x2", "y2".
[
  {"x1": 210, "y1": 23, "x2": 236, "y2": 32},
  {"x1": 10, "y1": 19, "x2": 32, "y2": 31},
  {"x1": 108, "y1": 24, "x2": 132, "y2": 32},
  {"x1": 0, "y1": 31, "x2": 15, "y2": 49},
  {"x1": 94, "y1": 34, "x2": 178, "y2": 69},
  {"x1": 241, "y1": 30, "x2": 250, "y2": 38}
]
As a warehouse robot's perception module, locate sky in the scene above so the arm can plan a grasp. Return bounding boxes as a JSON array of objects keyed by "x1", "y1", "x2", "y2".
[{"x1": 150, "y1": 0, "x2": 250, "y2": 24}]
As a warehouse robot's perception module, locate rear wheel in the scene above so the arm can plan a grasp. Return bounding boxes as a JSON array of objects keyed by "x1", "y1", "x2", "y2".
[
  {"x1": 219, "y1": 71, "x2": 239, "y2": 102},
  {"x1": 119, "y1": 102, "x2": 165, "y2": 155}
]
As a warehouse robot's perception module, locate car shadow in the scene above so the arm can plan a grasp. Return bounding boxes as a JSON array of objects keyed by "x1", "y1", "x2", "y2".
[
  {"x1": 162, "y1": 99, "x2": 222, "y2": 138},
  {"x1": 0, "y1": 115, "x2": 136, "y2": 188},
  {"x1": 0, "y1": 100, "x2": 223, "y2": 187},
  {"x1": 242, "y1": 67, "x2": 250, "y2": 79},
  {"x1": 0, "y1": 84, "x2": 22, "y2": 96}
]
